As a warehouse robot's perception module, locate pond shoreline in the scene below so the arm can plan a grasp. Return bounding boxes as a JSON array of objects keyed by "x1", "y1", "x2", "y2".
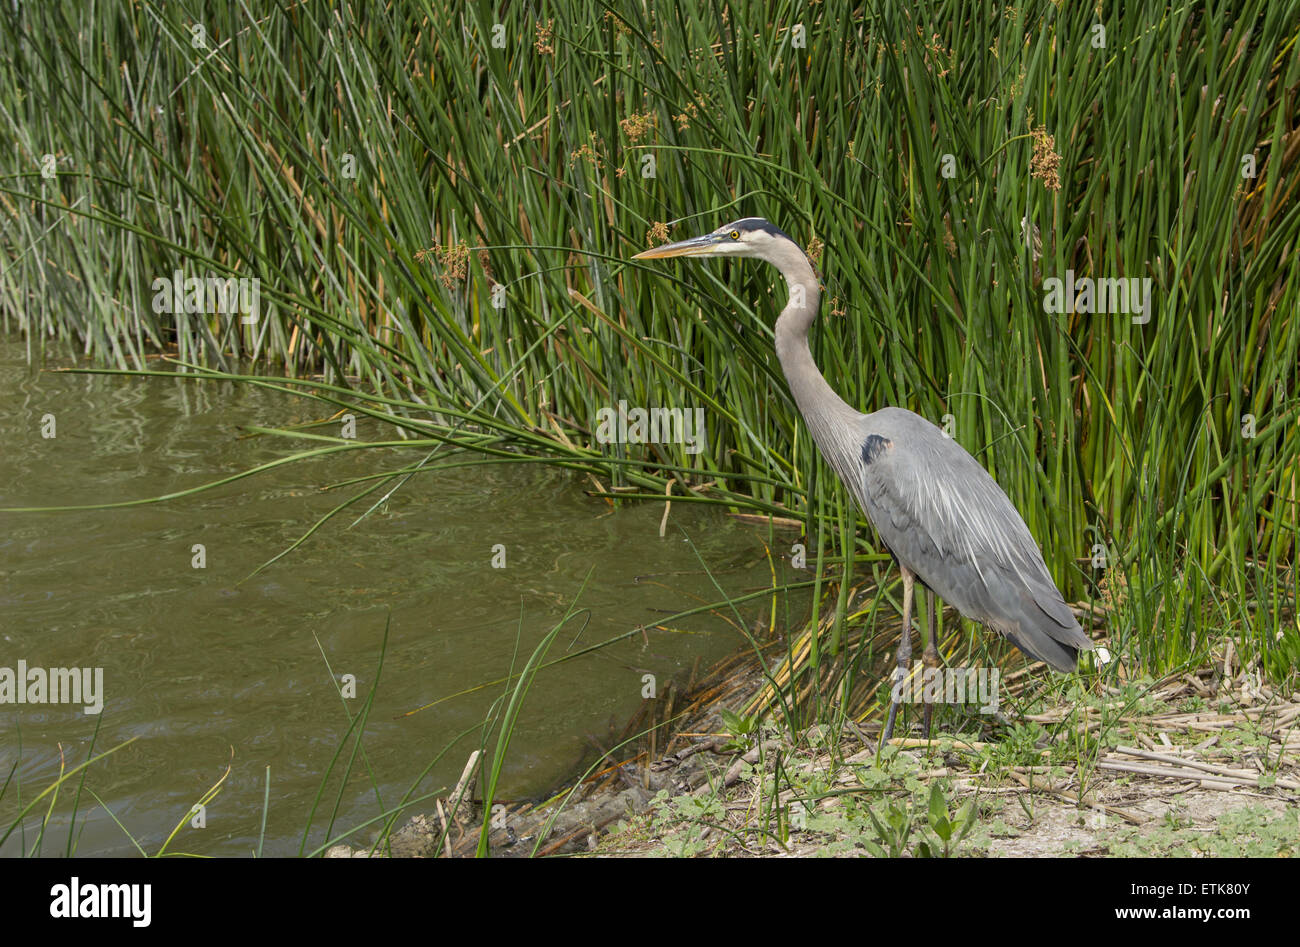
[{"x1": 326, "y1": 655, "x2": 1300, "y2": 858}]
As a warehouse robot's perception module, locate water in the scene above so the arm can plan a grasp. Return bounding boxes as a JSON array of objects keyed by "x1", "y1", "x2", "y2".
[{"x1": 0, "y1": 341, "x2": 801, "y2": 856}]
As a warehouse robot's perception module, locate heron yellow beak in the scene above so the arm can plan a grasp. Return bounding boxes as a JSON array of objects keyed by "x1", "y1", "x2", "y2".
[{"x1": 631, "y1": 233, "x2": 724, "y2": 259}]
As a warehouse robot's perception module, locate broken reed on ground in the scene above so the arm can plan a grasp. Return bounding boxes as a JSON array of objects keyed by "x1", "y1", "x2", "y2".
[{"x1": 2, "y1": 0, "x2": 1297, "y2": 695}]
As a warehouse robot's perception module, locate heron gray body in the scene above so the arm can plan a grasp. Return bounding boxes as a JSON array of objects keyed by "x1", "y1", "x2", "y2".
[
  {"x1": 633, "y1": 217, "x2": 1092, "y2": 735},
  {"x1": 850, "y1": 408, "x2": 1085, "y2": 671}
]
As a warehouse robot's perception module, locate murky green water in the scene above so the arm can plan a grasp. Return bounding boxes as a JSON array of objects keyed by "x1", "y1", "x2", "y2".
[{"x1": 0, "y1": 341, "x2": 802, "y2": 856}]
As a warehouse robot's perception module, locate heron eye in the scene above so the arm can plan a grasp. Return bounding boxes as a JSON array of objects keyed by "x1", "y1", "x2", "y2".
[{"x1": 729, "y1": 230, "x2": 740, "y2": 240}]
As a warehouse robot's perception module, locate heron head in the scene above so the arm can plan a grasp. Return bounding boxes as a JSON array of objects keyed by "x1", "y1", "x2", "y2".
[{"x1": 632, "y1": 217, "x2": 796, "y2": 261}]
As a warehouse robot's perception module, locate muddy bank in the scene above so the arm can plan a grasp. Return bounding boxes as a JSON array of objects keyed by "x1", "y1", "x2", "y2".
[{"x1": 327, "y1": 648, "x2": 1300, "y2": 857}]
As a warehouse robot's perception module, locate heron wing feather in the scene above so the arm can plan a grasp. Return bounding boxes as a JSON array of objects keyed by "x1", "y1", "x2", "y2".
[{"x1": 852, "y1": 409, "x2": 1091, "y2": 669}]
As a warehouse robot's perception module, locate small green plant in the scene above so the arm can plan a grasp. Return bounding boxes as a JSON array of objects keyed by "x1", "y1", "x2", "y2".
[
  {"x1": 718, "y1": 707, "x2": 761, "y2": 753},
  {"x1": 915, "y1": 784, "x2": 978, "y2": 858},
  {"x1": 981, "y1": 721, "x2": 1048, "y2": 770},
  {"x1": 648, "y1": 791, "x2": 727, "y2": 857},
  {"x1": 862, "y1": 797, "x2": 917, "y2": 858}
]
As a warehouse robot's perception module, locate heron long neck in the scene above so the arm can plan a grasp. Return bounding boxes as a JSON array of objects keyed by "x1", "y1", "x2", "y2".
[{"x1": 770, "y1": 246, "x2": 863, "y2": 465}]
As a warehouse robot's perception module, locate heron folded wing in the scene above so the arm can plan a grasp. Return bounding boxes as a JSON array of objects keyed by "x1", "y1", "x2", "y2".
[{"x1": 853, "y1": 416, "x2": 1091, "y2": 667}]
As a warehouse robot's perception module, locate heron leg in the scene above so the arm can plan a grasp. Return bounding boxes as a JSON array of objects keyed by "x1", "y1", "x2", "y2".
[
  {"x1": 882, "y1": 568, "x2": 914, "y2": 744},
  {"x1": 922, "y1": 590, "x2": 941, "y2": 739}
]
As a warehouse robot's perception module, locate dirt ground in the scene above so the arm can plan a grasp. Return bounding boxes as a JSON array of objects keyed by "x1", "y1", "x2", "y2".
[{"x1": 327, "y1": 656, "x2": 1300, "y2": 858}]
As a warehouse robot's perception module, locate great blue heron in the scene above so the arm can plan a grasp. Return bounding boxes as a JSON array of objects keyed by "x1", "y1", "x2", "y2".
[{"x1": 632, "y1": 217, "x2": 1093, "y2": 740}]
